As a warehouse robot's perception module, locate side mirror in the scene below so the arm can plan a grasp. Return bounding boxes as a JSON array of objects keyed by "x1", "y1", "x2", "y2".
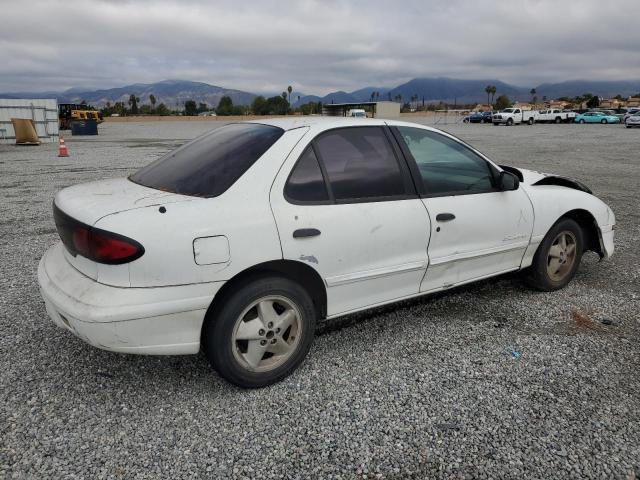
[{"x1": 499, "y1": 171, "x2": 520, "y2": 191}]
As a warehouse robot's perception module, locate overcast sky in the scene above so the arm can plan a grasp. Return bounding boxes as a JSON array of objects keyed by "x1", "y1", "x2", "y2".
[{"x1": 2, "y1": 0, "x2": 640, "y2": 94}]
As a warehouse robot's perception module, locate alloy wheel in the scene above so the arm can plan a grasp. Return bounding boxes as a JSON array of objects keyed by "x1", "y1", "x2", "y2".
[
  {"x1": 547, "y1": 231, "x2": 577, "y2": 282},
  {"x1": 231, "y1": 295, "x2": 302, "y2": 372}
]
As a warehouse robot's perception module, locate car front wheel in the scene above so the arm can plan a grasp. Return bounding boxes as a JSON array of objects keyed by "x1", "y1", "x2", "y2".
[
  {"x1": 203, "y1": 276, "x2": 317, "y2": 388},
  {"x1": 601, "y1": 119, "x2": 607, "y2": 124},
  {"x1": 579, "y1": 119, "x2": 586, "y2": 124},
  {"x1": 526, "y1": 218, "x2": 584, "y2": 291}
]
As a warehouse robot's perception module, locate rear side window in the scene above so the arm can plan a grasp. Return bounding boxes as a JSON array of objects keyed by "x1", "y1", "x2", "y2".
[
  {"x1": 285, "y1": 147, "x2": 329, "y2": 202},
  {"x1": 314, "y1": 127, "x2": 406, "y2": 200},
  {"x1": 129, "y1": 123, "x2": 284, "y2": 197}
]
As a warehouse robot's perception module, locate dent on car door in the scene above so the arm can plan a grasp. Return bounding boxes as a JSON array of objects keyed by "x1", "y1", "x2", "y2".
[
  {"x1": 270, "y1": 126, "x2": 431, "y2": 316},
  {"x1": 391, "y1": 127, "x2": 534, "y2": 292}
]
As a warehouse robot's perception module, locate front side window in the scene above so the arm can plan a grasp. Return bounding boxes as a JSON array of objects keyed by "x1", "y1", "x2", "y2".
[
  {"x1": 396, "y1": 127, "x2": 495, "y2": 196},
  {"x1": 314, "y1": 127, "x2": 406, "y2": 201},
  {"x1": 130, "y1": 123, "x2": 284, "y2": 197}
]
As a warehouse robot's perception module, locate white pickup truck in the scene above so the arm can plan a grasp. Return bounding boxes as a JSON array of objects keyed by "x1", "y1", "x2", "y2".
[
  {"x1": 492, "y1": 108, "x2": 538, "y2": 126},
  {"x1": 536, "y1": 109, "x2": 576, "y2": 123}
]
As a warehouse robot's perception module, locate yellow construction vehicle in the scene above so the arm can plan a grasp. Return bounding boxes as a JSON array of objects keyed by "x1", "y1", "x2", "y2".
[{"x1": 58, "y1": 103, "x2": 104, "y2": 130}]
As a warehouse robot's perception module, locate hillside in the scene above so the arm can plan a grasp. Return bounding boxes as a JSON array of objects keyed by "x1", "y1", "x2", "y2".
[{"x1": 2, "y1": 77, "x2": 640, "y2": 109}]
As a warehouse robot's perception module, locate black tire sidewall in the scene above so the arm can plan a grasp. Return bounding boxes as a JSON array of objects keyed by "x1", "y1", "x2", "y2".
[
  {"x1": 528, "y1": 218, "x2": 584, "y2": 291},
  {"x1": 204, "y1": 276, "x2": 317, "y2": 388}
]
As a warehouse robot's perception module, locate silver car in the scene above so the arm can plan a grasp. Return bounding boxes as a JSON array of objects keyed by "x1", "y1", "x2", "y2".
[{"x1": 625, "y1": 111, "x2": 640, "y2": 128}]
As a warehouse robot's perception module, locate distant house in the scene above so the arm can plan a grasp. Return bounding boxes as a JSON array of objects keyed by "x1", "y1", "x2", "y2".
[
  {"x1": 472, "y1": 104, "x2": 493, "y2": 112},
  {"x1": 548, "y1": 100, "x2": 571, "y2": 110},
  {"x1": 599, "y1": 98, "x2": 624, "y2": 109},
  {"x1": 627, "y1": 97, "x2": 640, "y2": 108},
  {"x1": 513, "y1": 102, "x2": 533, "y2": 110}
]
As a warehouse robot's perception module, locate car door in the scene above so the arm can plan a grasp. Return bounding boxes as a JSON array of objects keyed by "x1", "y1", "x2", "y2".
[
  {"x1": 270, "y1": 125, "x2": 431, "y2": 316},
  {"x1": 390, "y1": 126, "x2": 534, "y2": 293}
]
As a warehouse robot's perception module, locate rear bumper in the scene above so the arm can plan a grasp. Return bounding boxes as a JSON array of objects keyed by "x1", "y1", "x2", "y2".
[{"x1": 38, "y1": 243, "x2": 222, "y2": 355}]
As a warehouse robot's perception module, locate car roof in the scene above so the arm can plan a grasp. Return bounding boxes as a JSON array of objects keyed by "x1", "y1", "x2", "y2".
[
  {"x1": 247, "y1": 116, "x2": 388, "y2": 130},
  {"x1": 247, "y1": 116, "x2": 454, "y2": 134}
]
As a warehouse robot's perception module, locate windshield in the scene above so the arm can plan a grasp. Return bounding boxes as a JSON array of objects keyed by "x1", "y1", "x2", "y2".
[
  {"x1": 503, "y1": 108, "x2": 514, "y2": 113},
  {"x1": 129, "y1": 123, "x2": 284, "y2": 197}
]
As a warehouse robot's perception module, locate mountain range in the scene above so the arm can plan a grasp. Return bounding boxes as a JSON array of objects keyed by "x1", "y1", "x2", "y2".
[{"x1": 1, "y1": 78, "x2": 639, "y2": 108}]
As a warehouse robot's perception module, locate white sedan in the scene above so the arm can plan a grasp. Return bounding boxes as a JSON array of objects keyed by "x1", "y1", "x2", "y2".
[
  {"x1": 38, "y1": 118, "x2": 615, "y2": 387},
  {"x1": 625, "y1": 111, "x2": 640, "y2": 128}
]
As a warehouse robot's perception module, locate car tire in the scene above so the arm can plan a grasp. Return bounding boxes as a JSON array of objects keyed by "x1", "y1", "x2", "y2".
[
  {"x1": 579, "y1": 119, "x2": 586, "y2": 124},
  {"x1": 528, "y1": 118, "x2": 534, "y2": 125},
  {"x1": 203, "y1": 276, "x2": 317, "y2": 388},
  {"x1": 507, "y1": 118, "x2": 514, "y2": 126},
  {"x1": 601, "y1": 119, "x2": 607, "y2": 124},
  {"x1": 555, "y1": 117, "x2": 561, "y2": 124},
  {"x1": 526, "y1": 218, "x2": 584, "y2": 292}
]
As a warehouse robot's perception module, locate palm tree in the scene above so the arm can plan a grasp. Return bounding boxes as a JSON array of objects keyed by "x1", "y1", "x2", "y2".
[
  {"x1": 485, "y1": 85, "x2": 492, "y2": 108},
  {"x1": 370, "y1": 92, "x2": 375, "y2": 101},
  {"x1": 149, "y1": 94, "x2": 156, "y2": 111},
  {"x1": 530, "y1": 88, "x2": 537, "y2": 104},
  {"x1": 287, "y1": 85, "x2": 292, "y2": 105},
  {"x1": 491, "y1": 86, "x2": 497, "y2": 105}
]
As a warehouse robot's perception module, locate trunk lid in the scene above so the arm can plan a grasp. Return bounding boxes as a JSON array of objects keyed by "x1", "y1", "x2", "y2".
[
  {"x1": 53, "y1": 178, "x2": 196, "y2": 281},
  {"x1": 54, "y1": 178, "x2": 193, "y2": 226}
]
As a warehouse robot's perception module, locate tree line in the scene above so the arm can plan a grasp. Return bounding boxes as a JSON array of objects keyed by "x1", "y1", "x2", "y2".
[{"x1": 99, "y1": 86, "x2": 323, "y2": 117}]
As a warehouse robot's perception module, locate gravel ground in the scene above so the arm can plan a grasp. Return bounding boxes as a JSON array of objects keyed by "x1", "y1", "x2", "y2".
[{"x1": 1, "y1": 120, "x2": 639, "y2": 479}]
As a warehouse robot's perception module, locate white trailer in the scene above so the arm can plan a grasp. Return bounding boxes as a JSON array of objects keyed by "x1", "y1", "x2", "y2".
[{"x1": 0, "y1": 98, "x2": 59, "y2": 144}]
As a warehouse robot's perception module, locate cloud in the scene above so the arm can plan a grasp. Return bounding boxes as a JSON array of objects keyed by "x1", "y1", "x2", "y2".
[{"x1": 1, "y1": 0, "x2": 639, "y2": 94}]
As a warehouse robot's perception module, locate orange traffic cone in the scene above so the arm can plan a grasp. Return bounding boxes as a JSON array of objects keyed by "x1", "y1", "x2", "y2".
[{"x1": 58, "y1": 136, "x2": 69, "y2": 157}]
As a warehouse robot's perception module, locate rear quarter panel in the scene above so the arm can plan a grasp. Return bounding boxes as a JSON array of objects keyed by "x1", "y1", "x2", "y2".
[{"x1": 93, "y1": 127, "x2": 310, "y2": 287}]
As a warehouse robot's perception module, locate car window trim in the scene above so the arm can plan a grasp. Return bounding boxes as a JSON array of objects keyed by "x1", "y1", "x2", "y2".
[
  {"x1": 389, "y1": 126, "x2": 500, "y2": 198},
  {"x1": 284, "y1": 125, "x2": 418, "y2": 206}
]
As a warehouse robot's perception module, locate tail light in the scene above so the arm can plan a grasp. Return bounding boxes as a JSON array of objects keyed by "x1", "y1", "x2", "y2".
[{"x1": 53, "y1": 203, "x2": 144, "y2": 264}]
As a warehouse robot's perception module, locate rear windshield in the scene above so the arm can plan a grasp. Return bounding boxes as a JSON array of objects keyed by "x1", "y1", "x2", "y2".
[{"x1": 129, "y1": 123, "x2": 284, "y2": 197}]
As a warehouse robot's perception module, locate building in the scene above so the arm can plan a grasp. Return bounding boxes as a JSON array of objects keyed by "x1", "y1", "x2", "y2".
[
  {"x1": 472, "y1": 104, "x2": 493, "y2": 112},
  {"x1": 322, "y1": 101, "x2": 400, "y2": 119},
  {"x1": 627, "y1": 97, "x2": 640, "y2": 108},
  {"x1": 513, "y1": 102, "x2": 534, "y2": 110}
]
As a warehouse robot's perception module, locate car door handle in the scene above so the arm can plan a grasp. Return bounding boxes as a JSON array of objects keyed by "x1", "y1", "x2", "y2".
[
  {"x1": 293, "y1": 228, "x2": 321, "y2": 238},
  {"x1": 435, "y1": 213, "x2": 456, "y2": 222}
]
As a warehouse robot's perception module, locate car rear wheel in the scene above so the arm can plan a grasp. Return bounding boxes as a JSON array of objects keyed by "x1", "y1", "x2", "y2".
[
  {"x1": 526, "y1": 218, "x2": 584, "y2": 291},
  {"x1": 579, "y1": 119, "x2": 586, "y2": 124},
  {"x1": 203, "y1": 276, "x2": 316, "y2": 388},
  {"x1": 601, "y1": 119, "x2": 607, "y2": 124},
  {"x1": 527, "y1": 118, "x2": 534, "y2": 125},
  {"x1": 555, "y1": 117, "x2": 561, "y2": 124}
]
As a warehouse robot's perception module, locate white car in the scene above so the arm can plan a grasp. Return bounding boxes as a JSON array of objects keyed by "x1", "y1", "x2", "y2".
[
  {"x1": 38, "y1": 118, "x2": 615, "y2": 387},
  {"x1": 625, "y1": 111, "x2": 640, "y2": 128}
]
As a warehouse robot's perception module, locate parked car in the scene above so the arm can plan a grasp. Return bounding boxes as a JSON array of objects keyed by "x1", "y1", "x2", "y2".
[
  {"x1": 492, "y1": 108, "x2": 538, "y2": 125},
  {"x1": 625, "y1": 111, "x2": 640, "y2": 128},
  {"x1": 480, "y1": 111, "x2": 493, "y2": 123},
  {"x1": 623, "y1": 108, "x2": 640, "y2": 123},
  {"x1": 536, "y1": 109, "x2": 576, "y2": 123},
  {"x1": 574, "y1": 112, "x2": 620, "y2": 124},
  {"x1": 463, "y1": 112, "x2": 485, "y2": 123},
  {"x1": 38, "y1": 118, "x2": 615, "y2": 388}
]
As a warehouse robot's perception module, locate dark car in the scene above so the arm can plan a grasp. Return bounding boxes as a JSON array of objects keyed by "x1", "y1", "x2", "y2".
[{"x1": 464, "y1": 112, "x2": 492, "y2": 124}]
